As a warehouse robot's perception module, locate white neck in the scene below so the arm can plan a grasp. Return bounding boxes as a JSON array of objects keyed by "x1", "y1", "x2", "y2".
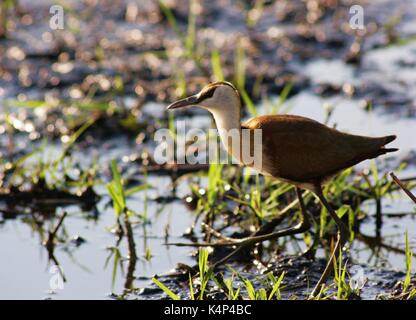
[
  {"x1": 209, "y1": 104, "x2": 241, "y2": 161},
  {"x1": 211, "y1": 107, "x2": 240, "y2": 132}
]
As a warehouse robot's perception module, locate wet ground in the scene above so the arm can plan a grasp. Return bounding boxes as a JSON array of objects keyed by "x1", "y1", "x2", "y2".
[{"x1": 0, "y1": 0, "x2": 416, "y2": 299}]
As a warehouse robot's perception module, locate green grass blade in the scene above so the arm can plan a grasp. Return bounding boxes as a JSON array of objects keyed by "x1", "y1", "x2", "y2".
[
  {"x1": 404, "y1": 231, "x2": 413, "y2": 291},
  {"x1": 152, "y1": 277, "x2": 180, "y2": 300},
  {"x1": 125, "y1": 183, "x2": 153, "y2": 197},
  {"x1": 211, "y1": 49, "x2": 224, "y2": 81},
  {"x1": 240, "y1": 88, "x2": 257, "y2": 117},
  {"x1": 158, "y1": 0, "x2": 183, "y2": 38}
]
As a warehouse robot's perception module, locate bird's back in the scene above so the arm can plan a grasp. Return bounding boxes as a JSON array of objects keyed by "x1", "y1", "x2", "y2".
[{"x1": 242, "y1": 114, "x2": 397, "y2": 184}]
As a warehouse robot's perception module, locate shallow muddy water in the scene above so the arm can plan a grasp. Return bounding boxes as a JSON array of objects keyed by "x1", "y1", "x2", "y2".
[
  {"x1": 1, "y1": 89, "x2": 415, "y2": 299},
  {"x1": 1, "y1": 0, "x2": 416, "y2": 300}
]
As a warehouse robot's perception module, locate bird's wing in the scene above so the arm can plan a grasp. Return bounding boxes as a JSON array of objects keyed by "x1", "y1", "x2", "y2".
[{"x1": 242, "y1": 114, "x2": 393, "y2": 183}]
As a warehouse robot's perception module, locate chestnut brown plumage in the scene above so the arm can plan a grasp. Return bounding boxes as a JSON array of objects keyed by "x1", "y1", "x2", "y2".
[
  {"x1": 243, "y1": 114, "x2": 397, "y2": 188},
  {"x1": 167, "y1": 81, "x2": 398, "y2": 297}
]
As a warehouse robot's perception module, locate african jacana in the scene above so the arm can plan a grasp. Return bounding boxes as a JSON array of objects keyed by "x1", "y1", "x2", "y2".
[{"x1": 167, "y1": 81, "x2": 398, "y2": 297}]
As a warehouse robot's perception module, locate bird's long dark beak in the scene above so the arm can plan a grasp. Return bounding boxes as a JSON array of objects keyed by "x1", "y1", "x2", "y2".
[{"x1": 166, "y1": 94, "x2": 199, "y2": 110}]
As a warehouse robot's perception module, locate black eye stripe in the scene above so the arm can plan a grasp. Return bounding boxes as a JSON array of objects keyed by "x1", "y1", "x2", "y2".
[
  {"x1": 198, "y1": 86, "x2": 217, "y2": 101},
  {"x1": 205, "y1": 87, "x2": 216, "y2": 98},
  {"x1": 197, "y1": 82, "x2": 240, "y2": 103}
]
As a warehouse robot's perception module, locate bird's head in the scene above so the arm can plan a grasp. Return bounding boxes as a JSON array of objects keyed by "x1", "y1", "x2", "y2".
[{"x1": 166, "y1": 81, "x2": 240, "y2": 114}]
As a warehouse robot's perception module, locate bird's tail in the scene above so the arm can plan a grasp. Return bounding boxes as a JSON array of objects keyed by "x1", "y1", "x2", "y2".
[
  {"x1": 377, "y1": 135, "x2": 398, "y2": 155},
  {"x1": 383, "y1": 135, "x2": 397, "y2": 145},
  {"x1": 379, "y1": 147, "x2": 399, "y2": 154}
]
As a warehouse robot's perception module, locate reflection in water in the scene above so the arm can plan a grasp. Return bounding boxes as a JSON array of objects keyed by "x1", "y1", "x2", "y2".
[
  {"x1": 122, "y1": 215, "x2": 137, "y2": 292},
  {"x1": 103, "y1": 215, "x2": 138, "y2": 296},
  {"x1": 0, "y1": 160, "x2": 196, "y2": 299},
  {"x1": 352, "y1": 192, "x2": 416, "y2": 270},
  {"x1": 42, "y1": 211, "x2": 68, "y2": 284}
]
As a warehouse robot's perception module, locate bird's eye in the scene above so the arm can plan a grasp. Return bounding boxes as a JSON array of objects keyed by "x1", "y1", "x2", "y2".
[{"x1": 204, "y1": 87, "x2": 217, "y2": 99}]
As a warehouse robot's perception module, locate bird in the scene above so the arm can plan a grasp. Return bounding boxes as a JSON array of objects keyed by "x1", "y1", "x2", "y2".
[{"x1": 166, "y1": 81, "x2": 398, "y2": 297}]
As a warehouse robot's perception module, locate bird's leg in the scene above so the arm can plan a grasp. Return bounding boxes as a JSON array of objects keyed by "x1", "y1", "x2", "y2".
[
  {"x1": 296, "y1": 187, "x2": 311, "y2": 239},
  {"x1": 211, "y1": 187, "x2": 311, "y2": 269},
  {"x1": 310, "y1": 184, "x2": 350, "y2": 298},
  {"x1": 295, "y1": 187, "x2": 318, "y2": 258}
]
